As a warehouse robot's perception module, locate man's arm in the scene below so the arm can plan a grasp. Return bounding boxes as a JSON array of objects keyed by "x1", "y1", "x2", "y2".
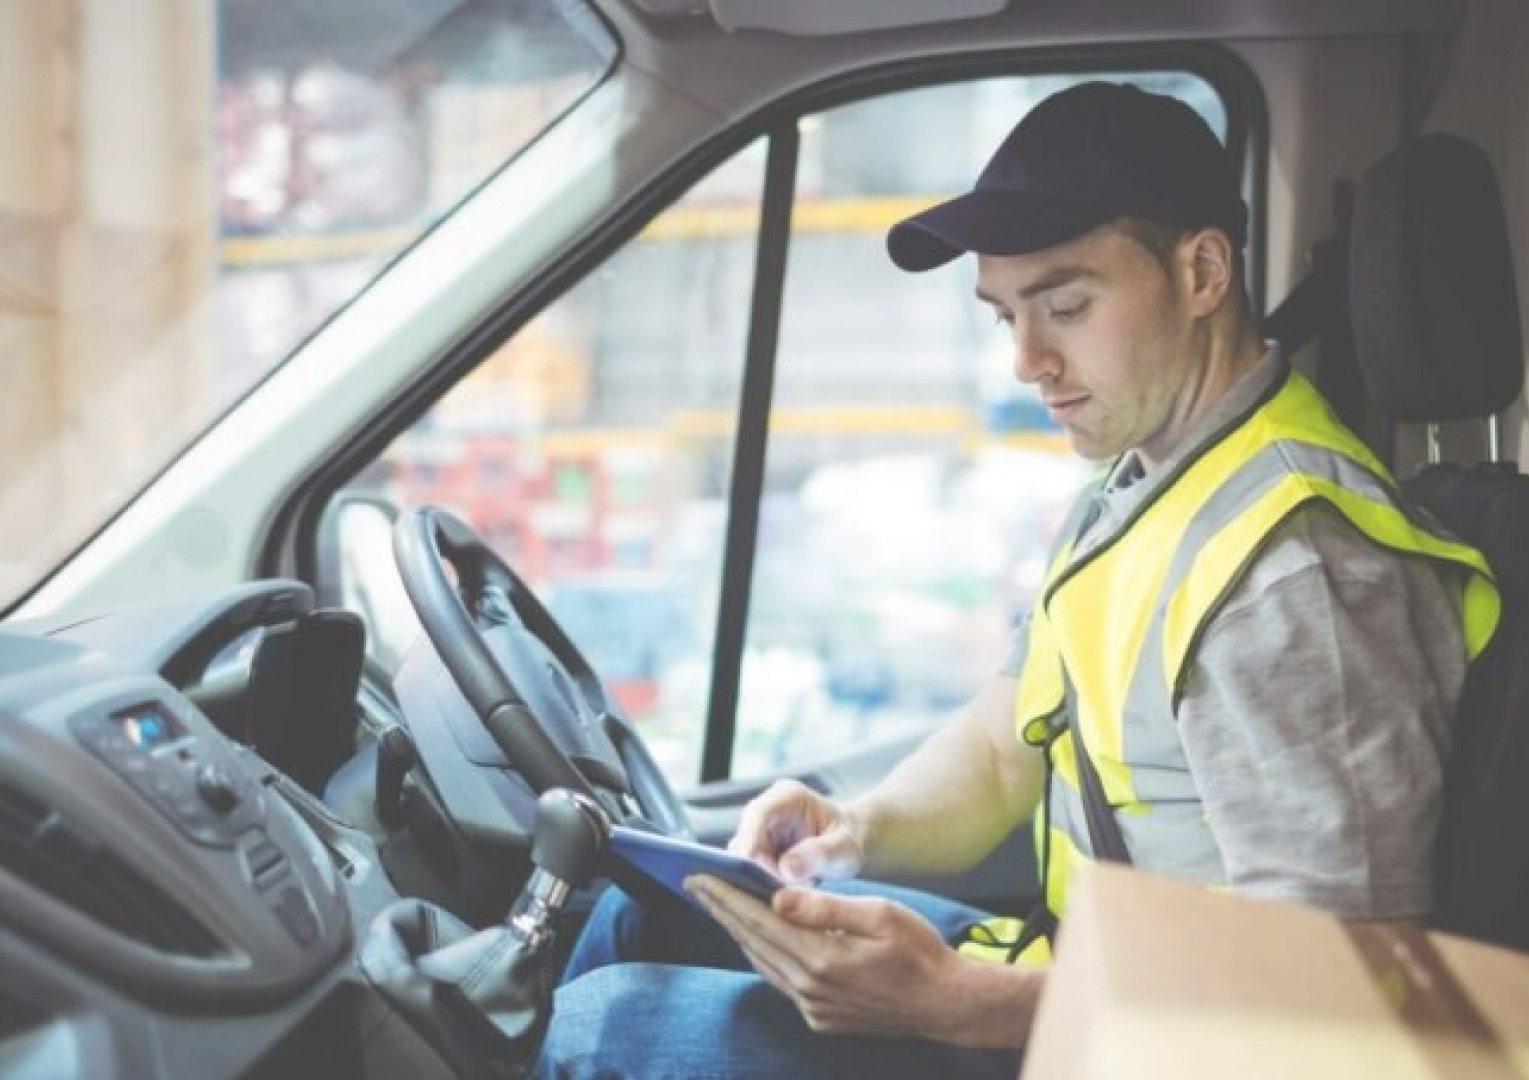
[
  {"x1": 729, "y1": 666, "x2": 1046, "y2": 883},
  {"x1": 845, "y1": 670, "x2": 1046, "y2": 878},
  {"x1": 1180, "y1": 502, "x2": 1466, "y2": 918}
]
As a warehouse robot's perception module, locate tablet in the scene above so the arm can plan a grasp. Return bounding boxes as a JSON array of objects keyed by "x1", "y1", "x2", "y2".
[{"x1": 608, "y1": 825, "x2": 784, "y2": 907}]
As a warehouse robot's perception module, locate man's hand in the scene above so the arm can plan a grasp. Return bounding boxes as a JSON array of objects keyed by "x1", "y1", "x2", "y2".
[
  {"x1": 727, "y1": 779, "x2": 866, "y2": 882},
  {"x1": 687, "y1": 875, "x2": 1018, "y2": 1044}
]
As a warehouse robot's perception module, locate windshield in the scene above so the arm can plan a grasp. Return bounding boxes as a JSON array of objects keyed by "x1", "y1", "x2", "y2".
[{"x1": 0, "y1": 0, "x2": 614, "y2": 611}]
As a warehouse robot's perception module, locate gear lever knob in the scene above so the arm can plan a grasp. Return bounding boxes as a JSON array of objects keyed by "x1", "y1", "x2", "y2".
[
  {"x1": 531, "y1": 788, "x2": 609, "y2": 882},
  {"x1": 508, "y1": 789, "x2": 609, "y2": 947}
]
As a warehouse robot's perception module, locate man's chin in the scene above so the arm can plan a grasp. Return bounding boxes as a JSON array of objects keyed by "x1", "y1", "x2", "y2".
[{"x1": 1063, "y1": 429, "x2": 1118, "y2": 463}]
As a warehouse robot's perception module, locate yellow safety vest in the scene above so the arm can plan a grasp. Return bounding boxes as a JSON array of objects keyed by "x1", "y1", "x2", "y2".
[{"x1": 960, "y1": 367, "x2": 1499, "y2": 966}]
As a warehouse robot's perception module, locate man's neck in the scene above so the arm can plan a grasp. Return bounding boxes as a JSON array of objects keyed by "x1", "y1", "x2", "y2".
[{"x1": 1138, "y1": 316, "x2": 1266, "y2": 469}]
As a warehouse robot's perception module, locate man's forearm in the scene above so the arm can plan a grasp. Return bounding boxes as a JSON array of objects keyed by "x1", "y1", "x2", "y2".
[{"x1": 846, "y1": 678, "x2": 1043, "y2": 877}]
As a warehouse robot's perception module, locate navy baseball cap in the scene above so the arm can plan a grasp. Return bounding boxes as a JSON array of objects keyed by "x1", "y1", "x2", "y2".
[{"x1": 887, "y1": 81, "x2": 1247, "y2": 272}]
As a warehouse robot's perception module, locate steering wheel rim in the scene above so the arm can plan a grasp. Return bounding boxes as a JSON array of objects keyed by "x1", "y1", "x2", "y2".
[{"x1": 392, "y1": 506, "x2": 692, "y2": 838}]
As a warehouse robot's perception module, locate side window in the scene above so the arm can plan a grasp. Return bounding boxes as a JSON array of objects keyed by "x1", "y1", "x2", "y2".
[
  {"x1": 734, "y1": 73, "x2": 1226, "y2": 774},
  {"x1": 359, "y1": 141, "x2": 767, "y2": 782}
]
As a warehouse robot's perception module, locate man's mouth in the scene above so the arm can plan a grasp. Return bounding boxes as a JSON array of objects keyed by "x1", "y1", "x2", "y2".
[{"x1": 1044, "y1": 395, "x2": 1088, "y2": 421}]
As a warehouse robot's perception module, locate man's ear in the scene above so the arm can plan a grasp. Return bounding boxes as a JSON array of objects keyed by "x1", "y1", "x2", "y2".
[{"x1": 1182, "y1": 228, "x2": 1235, "y2": 316}]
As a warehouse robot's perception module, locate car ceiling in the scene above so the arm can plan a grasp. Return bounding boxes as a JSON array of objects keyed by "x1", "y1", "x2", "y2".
[
  {"x1": 218, "y1": 0, "x2": 1466, "y2": 89},
  {"x1": 592, "y1": 0, "x2": 1465, "y2": 127}
]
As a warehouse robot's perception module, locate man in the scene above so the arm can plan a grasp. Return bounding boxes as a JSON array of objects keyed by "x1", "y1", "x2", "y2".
[{"x1": 530, "y1": 81, "x2": 1497, "y2": 1080}]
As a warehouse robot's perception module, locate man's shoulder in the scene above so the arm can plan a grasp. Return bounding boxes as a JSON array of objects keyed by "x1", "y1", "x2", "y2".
[{"x1": 1223, "y1": 500, "x2": 1438, "y2": 617}]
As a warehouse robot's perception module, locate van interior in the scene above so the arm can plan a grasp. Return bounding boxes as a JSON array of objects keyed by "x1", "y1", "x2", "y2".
[{"x1": 2, "y1": 0, "x2": 1529, "y2": 1076}]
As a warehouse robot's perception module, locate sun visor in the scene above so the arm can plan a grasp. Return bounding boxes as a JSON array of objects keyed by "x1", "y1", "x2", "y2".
[
  {"x1": 706, "y1": 0, "x2": 1006, "y2": 36},
  {"x1": 628, "y1": 0, "x2": 709, "y2": 17}
]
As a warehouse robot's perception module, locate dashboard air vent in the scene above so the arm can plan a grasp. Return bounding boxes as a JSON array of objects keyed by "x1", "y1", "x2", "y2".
[{"x1": 0, "y1": 779, "x2": 224, "y2": 958}]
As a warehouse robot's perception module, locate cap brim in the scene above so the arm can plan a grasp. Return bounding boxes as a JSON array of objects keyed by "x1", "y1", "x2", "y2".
[{"x1": 886, "y1": 190, "x2": 1113, "y2": 272}]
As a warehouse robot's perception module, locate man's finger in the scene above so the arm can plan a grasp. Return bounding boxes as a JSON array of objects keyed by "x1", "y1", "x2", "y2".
[
  {"x1": 727, "y1": 791, "x2": 777, "y2": 852},
  {"x1": 727, "y1": 781, "x2": 810, "y2": 865},
  {"x1": 733, "y1": 933, "x2": 799, "y2": 997},
  {"x1": 691, "y1": 875, "x2": 797, "y2": 944},
  {"x1": 726, "y1": 802, "x2": 772, "y2": 861},
  {"x1": 776, "y1": 887, "x2": 892, "y2": 938},
  {"x1": 690, "y1": 877, "x2": 816, "y2": 983}
]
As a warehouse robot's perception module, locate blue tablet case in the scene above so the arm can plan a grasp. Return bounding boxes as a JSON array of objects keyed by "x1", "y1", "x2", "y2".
[{"x1": 608, "y1": 825, "x2": 783, "y2": 908}]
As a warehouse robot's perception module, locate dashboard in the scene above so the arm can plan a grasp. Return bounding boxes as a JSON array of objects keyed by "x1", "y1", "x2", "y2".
[
  {"x1": 0, "y1": 575, "x2": 1040, "y2": 1080},
  {"x1": 0, "y1": 581, "x2": 447, "y2": 1080}
]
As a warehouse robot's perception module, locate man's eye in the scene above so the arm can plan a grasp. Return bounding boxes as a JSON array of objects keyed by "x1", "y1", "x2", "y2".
[
  {"x1": 1048, "y1": 299, "x2": 1090, "y2": 323},
  {"x1": 992, "y1": 309, "x2": 1014, "y2": 327}
]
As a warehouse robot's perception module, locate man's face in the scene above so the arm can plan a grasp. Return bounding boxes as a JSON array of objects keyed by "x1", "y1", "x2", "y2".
[{"x1": 976, "y1": 224, "x2": 1202, "y2": 464}]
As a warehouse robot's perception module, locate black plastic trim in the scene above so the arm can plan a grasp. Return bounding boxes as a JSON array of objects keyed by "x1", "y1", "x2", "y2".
[{"x1": 700, "y1": 122, "x2": 799, "y2": 784}]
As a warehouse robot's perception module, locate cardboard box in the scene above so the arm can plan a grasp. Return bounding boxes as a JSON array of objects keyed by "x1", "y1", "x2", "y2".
[{"x1": 1023, "y1": 864, "x2": 1529, "y2": 1080}]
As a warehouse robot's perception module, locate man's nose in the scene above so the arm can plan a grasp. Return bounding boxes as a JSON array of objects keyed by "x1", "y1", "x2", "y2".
[{"x1": 1011, "y1": 323, "x2": 1059, "y2": 384}]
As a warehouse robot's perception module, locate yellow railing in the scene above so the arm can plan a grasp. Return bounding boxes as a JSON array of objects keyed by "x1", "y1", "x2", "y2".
[
  {"x1": 409, "y1": 404, "x2": 1067, "y2": 457},
  {"x1": 219, "y1": 195, "x2": 947, "y2": 267}
]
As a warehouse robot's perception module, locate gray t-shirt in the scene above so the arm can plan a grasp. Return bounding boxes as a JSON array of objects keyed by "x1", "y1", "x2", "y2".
[{"x1": 1003, "y1": 349, "x2": 1466, "y2": 919}]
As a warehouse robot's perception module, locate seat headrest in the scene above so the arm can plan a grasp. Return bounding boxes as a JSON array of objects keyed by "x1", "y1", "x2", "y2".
[{"x1": 1349, "y1": 133, "x2": 1523, "y2": 421}]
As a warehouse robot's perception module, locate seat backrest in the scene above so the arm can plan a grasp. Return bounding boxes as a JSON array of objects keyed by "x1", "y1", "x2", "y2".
[
  {"x1": 1403, "y1": 464, "x2": 1529, "y2": 950},
  {"x1": 1350, "y1": 133, "x2": 1529, "y2": 950}
]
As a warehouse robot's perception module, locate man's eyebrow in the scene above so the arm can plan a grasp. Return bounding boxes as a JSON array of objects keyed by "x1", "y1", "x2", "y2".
[{"x1": 975, "y1": 266, "x2": 1097, "y2": 306}]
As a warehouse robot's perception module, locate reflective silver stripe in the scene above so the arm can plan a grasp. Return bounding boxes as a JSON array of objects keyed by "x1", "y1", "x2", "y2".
[{"x1": 1153, "y1": 438, "x2": 1399, "y2": 612}]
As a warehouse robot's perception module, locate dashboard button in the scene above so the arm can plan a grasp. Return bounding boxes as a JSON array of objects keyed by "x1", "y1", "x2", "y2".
[
  {"x1": 116, "y1": 754, "x2": 152, "y2": 778},
  {"x1": 196, "y1": 766, "x2": 240, "y2": 815},
  {"x1": 82, "y1": 727, "x2": 133, "y2": 758},
  {"x1": 271, "y1": 885, "x2": 319, "y2": 946},
  {"x1": 184, "y1": 823, "x2": 230, "y2": 847},
  {"x1": 170, "y1": 793, "x2": 214, "y2": 825},
  {"x1": 146, "y1": 772, "x2": 180, "y2": 802},
  {"x1": 237, "y1": 828, "x2": 287, "y2": 888}
]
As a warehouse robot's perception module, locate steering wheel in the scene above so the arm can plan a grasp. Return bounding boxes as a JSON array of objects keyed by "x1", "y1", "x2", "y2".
[{"x1": 392, "y1": 506, "x2": 692, "y2": 839}]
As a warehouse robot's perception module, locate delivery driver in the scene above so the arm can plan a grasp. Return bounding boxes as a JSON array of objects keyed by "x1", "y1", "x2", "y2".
[{"x1": 528, "y1": 81, "x2": 1498, "y2": 1080}]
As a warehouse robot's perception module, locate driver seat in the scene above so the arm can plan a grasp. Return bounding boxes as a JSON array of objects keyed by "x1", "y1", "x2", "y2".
[{"x1": 1348, "y1": 132, "x2": 1529, "y2": 951}]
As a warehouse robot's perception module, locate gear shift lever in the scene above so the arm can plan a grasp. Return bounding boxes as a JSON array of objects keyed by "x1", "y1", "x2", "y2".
[
  {"x1": 359, "y1": 790, "x2": 610, "y2": 1080},
  {"x1": 506, "y1": 789, "x2": 609, "y2": 950},
  {"x1": 517, "y1": 790, "x2": 608, "y2": 925}
]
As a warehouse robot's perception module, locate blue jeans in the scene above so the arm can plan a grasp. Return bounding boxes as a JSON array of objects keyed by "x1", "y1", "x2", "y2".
[{"x1": 529, "y1": 879, "x2": 1022, "y2": 1080}]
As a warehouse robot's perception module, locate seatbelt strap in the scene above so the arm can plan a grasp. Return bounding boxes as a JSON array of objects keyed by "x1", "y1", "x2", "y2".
[{"x1": 1070, "y1": 718, "x2": 1132, "y2": 864}]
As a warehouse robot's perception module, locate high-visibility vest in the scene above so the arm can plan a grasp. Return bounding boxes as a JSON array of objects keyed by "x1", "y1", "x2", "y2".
[{"x1": 960, "y1": 366, "x2": 1499, "y2": 966}]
